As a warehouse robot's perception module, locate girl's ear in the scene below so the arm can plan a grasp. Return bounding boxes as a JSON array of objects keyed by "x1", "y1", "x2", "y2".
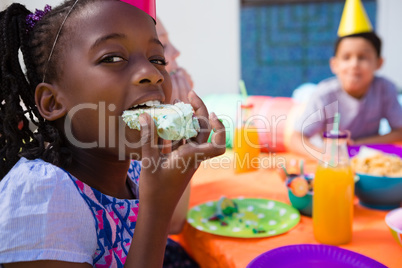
[{"x1": 35, "y1": 82, "x2": 67, "y2": 121}]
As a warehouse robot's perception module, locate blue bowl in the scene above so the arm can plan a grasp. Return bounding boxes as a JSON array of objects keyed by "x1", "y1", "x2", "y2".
[
  {"x1": 286, "y1": 174, "x2": 313, "y2": 217},
  {"x1": 349, "y1": 144, "x2": 402, "y2": 210},
  {"x1": 355, "y1": 173, "x2": 402, "y2": 210},
  {"x1": 287, "y1": 188, "x2": 313, "y2": 217}
]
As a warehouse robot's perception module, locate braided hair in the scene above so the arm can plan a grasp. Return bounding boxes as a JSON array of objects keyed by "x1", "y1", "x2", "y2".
[{"x1": 0, "y1": 0, "x2": 109, "y2": 178}]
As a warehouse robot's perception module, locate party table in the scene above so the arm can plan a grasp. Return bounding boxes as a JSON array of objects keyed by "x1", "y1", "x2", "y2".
[{"x1": 173, "y1": 151, "x2": 402, "y2": 268}]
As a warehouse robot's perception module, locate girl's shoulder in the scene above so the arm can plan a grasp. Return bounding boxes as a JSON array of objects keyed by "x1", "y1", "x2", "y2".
[
  {"x1": 0, "y1": 157, "x2": 96, "y2": 264},
  {"x1": 3, "y1": 157, "x2": 68, "y2": 183},
  {"x1": 0, "y1": 157, "x2": 80, "y2": 199}
]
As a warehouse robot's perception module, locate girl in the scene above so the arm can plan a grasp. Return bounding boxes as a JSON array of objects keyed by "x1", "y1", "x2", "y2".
[{"x1": 0, "y1": 0, "x2": 226, "y2": 267}]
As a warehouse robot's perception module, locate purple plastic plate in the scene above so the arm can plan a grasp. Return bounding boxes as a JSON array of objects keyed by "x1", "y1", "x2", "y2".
[
  {"x1": 246, "y1": 244, "x2": 387, "y2": 268},
  {"x1": 348, "y1": 144, "x2": 402, "y2": 158}
]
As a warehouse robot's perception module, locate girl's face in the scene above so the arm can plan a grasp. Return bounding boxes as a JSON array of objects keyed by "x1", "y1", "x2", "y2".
[
  {"x1": 53, "y1": 1, "x2": 172, "y2": 158},
  {"x1": 330, "y1": 37, "x2": 383, "y2": 99},
  {"x1": 155, "y1": 18, "x2": 180, "y2": 74}
]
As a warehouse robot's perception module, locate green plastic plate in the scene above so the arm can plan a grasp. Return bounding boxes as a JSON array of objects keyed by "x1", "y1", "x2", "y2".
[{"x1": 187, "y1": 198, "x2": 300, "y2": 238}]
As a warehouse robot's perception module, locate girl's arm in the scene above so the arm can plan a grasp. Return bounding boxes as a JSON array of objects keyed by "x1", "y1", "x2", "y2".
[
  {"x1": 166, "y1": 68, "x2": 194, "y2": 234},
  {"x1": 125, "y1": 91, "x2": 226, "y2": 268},
  {"x1": 160, "y1": 141, "x2": 191, "y2": 234},
  {"x1": 169, "y1": 182, "x2": 191, "y2": 234}
]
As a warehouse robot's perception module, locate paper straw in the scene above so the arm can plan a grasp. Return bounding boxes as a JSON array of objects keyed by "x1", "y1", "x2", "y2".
[
  {"x1": 239, "y1": 80, "x2": 248, "y2": 100},
  {"x1": 300, "y1": 159, "x2": 304, "y2": 175},
  {"x1": 330, "y1": 113, "x2": 340, "y2": 167},
  {"x1": 280, "y1": 165, "x2": 289, "y2": 177},
  {"x1": 331, "y1": 113, "x2": 340, "y2": 134}
]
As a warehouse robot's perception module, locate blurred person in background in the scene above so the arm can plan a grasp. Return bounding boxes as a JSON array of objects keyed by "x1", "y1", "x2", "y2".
[{"x1": 156, "y1": 17, "x2": 194, "y2": 104}]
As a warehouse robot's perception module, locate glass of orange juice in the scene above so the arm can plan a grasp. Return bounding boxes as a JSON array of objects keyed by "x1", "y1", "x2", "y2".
[
  {"x1": 234, "y1": 104, "x2": 260, "y2": 173},
  {"x1": 313, "y1": 131, "x2": 354, "y2": 245}
]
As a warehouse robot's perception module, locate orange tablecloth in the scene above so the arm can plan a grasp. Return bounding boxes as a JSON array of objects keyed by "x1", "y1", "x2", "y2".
[{"x1": 174, "y1": 152, "x2": 402, "y2": 268}]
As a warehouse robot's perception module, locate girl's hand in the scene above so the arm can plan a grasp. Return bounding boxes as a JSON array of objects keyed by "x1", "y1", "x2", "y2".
[
  {"x1": 139, "y1": 90, "x2": 225, "y2": 206},
  {"x1": 127, "y1": 91, "x2": 225, "y2": 267}
]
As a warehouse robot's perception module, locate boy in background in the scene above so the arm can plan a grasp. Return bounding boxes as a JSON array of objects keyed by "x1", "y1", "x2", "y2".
[{"x1": 290, "y1": 0, "x2": 402, "y2": 159}]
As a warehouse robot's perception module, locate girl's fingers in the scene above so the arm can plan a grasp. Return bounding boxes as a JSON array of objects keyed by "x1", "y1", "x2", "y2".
[
  {"x1": 188, "y1": 91, "x2": 211, "y2": 144},
  {"x1": 139, "y1": 113, "x2": 160, "y2": 167},
  {"x1": 208, "y1": 112, "x2": 226, "y2": 149},
  {"x1": 174, "y1": 111, "x2": 226, "y2": 163},
  {"x1": 172, "y1": 139, "x2": 186, "y2": 151},
  {"x1": 161, "y1": 139, "x2": 172, "y2": 154}
]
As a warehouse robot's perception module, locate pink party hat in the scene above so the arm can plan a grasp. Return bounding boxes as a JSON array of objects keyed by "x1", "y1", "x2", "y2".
[{"x1": 120, "y1": 0, "x2": 156, "y2": 21}]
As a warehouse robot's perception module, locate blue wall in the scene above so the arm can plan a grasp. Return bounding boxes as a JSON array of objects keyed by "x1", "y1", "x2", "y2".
[{"x1": 241, "y1": 1, "x2": 377, "y2": 97}]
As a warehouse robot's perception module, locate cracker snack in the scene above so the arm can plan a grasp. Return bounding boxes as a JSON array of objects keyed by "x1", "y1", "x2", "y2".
[{"x1": 351, "y1": 147, "x2": 402, "y2": 177}]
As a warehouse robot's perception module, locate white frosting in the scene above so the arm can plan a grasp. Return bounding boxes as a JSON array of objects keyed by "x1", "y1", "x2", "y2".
[{"x1": 121, "y1": 102, "x2": 200, "y2": 140}]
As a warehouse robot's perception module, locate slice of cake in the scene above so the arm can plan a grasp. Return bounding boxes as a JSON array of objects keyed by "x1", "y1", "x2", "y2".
[{"x1": 122, "y1": 102, "x2": 200, "y2": 140}]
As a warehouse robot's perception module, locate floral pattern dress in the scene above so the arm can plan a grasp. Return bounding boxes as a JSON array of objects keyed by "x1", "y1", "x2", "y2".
[{"x1": 68, "y1": 160, "x2": 198, "y2": 267}]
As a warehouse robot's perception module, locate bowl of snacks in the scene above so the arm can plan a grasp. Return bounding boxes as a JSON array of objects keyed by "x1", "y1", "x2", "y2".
[
  {"x1": 349, "y1": 145, "x2": 402, "y2": 210},
  {"x1": 385, "y1": 207, "x2": 402, "y2": 248},
  {"x1": 285, "y1": 174, "x2": 314, "y2": 217}
]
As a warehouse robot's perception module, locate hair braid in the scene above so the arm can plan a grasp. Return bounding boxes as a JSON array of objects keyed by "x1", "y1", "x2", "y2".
[
  {"x1": 0, "y1": 1, "x2": 82, "y2": 179},
  {"x1": 0, "y1": 4, "x2": 33, "y2": 178},
  {"x1": 0, "y1": 0, "x2": 113, "y2": 179}
]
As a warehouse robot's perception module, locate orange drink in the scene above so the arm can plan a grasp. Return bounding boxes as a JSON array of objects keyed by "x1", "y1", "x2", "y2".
[
  {"x1": 313, "y1": 125, "x2": 355, "y2": 245},
  {"x1": 313, "y1": 163, "x2": 355, "y2": 245},
  {"x1": 234, "y1": 127, "x2": 260, "y2": 173}
]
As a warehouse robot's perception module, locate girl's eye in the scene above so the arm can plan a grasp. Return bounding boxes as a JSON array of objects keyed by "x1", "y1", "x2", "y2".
[
  {"x1": 150, "y1": 58, "x2": 167, "y2": 66},
  {"x1": 101, "y1": 55, "x2": 126, "y2": 63}
]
